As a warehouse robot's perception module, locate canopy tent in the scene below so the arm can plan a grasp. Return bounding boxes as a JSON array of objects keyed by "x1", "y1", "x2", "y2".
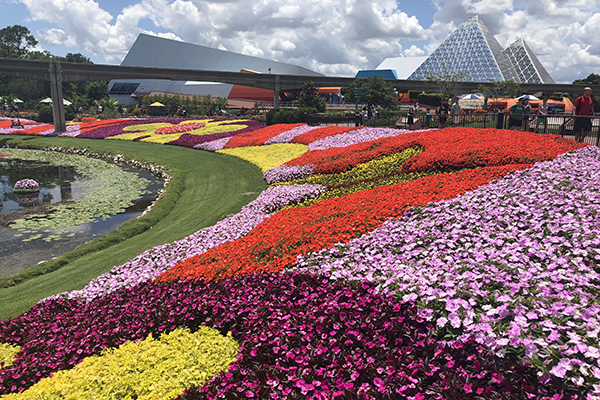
[
  {"x1": 39, "y1": 98, "x2": 72, "y2": 106},
  {"x1": 12, "y1": 98, "x2": 23, "y2": 103},
  {"x1": 150, "y1": 102, "x2": 166, "y2": 107},
  {"x1": 460, "y1": 94, "x2": 483, "y2": 100},
  {"x1": 516, "y1": 94, "x2": 541, "y2": 101}
]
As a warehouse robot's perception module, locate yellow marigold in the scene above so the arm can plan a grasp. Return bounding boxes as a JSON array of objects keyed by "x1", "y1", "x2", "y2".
[
  {"x1": 0, "y1": 343, "x2": 21, "y2": 368},
  {"x1": 3, "y1": 327, "x2": 239, "y2": 400},
  {"x1": 217, "y1": 143, "x2": 308, "y2": 172},
  {"x1": 108, "y1": 119, "x2": 253, "y2": 144}
]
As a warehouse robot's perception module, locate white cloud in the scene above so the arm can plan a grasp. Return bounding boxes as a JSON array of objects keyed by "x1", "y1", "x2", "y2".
[
  {"x1": 12, "y1": 0, "x2": 600, "y2": 82},
  {"x1": 15, "y1": 0, "x2": 425, "y2": 74}
]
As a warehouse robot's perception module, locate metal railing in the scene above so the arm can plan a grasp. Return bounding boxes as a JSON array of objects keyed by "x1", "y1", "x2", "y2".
[{"x1": 307, "y1": 113, "x2": 600, "y2": 146}]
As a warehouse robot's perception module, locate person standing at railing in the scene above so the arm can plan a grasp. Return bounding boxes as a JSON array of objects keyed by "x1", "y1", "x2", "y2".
[
  {"x1": 573, "y1": 87, "x2": 595, "y2": 143},
  {"x1": 438, "y1": 98, "x2": 450, "y2": 128},
  {"x1": 522, "y1": 98, "x2": 532, "y2": 131},
  {"x1": 508, "y1": 98, "x2": 525, "y2": 130},
  {"x1": 451, "y1": 97, "x2": 461, "y2": 125},
  {"x1": 535, "y1": 97, "x2": 549, "y2": 134}
]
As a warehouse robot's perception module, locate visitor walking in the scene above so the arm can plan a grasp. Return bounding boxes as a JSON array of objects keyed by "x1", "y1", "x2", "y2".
[{"x1": 573, "y1": 87, "x2": 595, "y2": 143}]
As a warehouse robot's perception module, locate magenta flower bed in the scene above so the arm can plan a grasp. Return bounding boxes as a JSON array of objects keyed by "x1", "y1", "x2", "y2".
[
  {"x1": 75, "y1": 118, "x2": 187, "y2": 139},
  {"x1": 0, "y1": 273, "x2": 579, "y2": 398},
  {"x1": 168, "y1": 120, "x2": 265, "y2": 148}
]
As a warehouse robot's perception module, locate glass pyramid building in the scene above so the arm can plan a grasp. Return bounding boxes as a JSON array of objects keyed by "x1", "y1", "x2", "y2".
[{"x1": 408, "y1": 16, "x2": 554, "y2": 84}]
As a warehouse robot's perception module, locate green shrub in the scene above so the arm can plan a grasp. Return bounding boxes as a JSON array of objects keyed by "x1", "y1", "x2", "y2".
[
  {"x1": 266, "y1": 107, "x2": 318, "y2": 125},
  {"x1": 417, "y1": 93, "x2": 445, "y2": 107},
  {"x1": 36, "y1": 106, "x2": 53, "y2": 123}
]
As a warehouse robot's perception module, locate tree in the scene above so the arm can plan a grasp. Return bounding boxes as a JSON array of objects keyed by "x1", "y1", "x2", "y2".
[
  {"x1": 363, "y1": 76, "x2": 399, "y2": 109},
  {"x1": 573, "y1": 74, "x2": 600, "y2": 85},
  {"x1": 0, "y1": 25, "x2": 38, "y2": 58},
  {"x1": 477, "y1": 79, "x2": 522, "y2": 110},
  {"x1": 424, "y1": 65, "x2": 469, "y2": 97},
  {"x1": 298, "y1": 80, "x2": 326, "y2": 112}
]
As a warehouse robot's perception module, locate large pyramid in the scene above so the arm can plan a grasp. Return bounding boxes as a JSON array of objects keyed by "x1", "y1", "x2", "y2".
[{"x1": 408, "y1": 16, "x2": 554, "y2": 84}]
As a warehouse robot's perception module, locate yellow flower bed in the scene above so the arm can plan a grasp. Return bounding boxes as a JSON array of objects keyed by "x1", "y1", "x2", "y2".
[
  {"x1": 108, "y1": 119, "x2": 254, "y2": 144},
  {"x1": 281, "y1": 148, "x2": 439, "y2": 206},
  {"x1": 0, "y1": 343, "x2": 21, "y2": 368},
  {"x1": 3, "y1": 327, "x2": 239, "y2": 400},
  {"x1": 217, "y1": 143, "x2": 308, "y2": 172}
]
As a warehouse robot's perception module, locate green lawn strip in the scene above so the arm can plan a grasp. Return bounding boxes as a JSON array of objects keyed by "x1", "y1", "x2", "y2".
[{"x1": 0, "y1": 136, "x2": 267, "y2": 319}]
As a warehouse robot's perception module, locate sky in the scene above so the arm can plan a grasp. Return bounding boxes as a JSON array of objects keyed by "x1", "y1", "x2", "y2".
[{"x1": 1, "y1": 0, "x2": 599, "y2": 83}]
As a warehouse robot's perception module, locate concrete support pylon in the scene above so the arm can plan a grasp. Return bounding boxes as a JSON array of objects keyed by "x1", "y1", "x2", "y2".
[
  {"x1": 49, "y1": 62, "x2": 66, "y2": 133},
  {"x1": 274, "y1": 75, "x2": 280, "y2": 109}
]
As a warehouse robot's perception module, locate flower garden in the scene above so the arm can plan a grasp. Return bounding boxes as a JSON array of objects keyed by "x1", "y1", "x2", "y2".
[{"x1": 0, "y1": 116, "x2": 598, "y2": 399}]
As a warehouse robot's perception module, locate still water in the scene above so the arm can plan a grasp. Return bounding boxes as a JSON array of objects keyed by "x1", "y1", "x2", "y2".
[{"x1": 0, "y1": 157, "x2": 163, "y2": 277}]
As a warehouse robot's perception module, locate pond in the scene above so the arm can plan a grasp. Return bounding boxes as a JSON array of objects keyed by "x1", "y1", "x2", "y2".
[{"x1": 0, "y1": 149, "x2": 164, "y2": 277}]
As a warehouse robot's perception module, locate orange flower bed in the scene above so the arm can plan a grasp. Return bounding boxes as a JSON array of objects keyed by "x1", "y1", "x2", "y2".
[
  {"x1": 290, "y1": 126, "x2": 358, "y2": 145},
  {"x1": 157, "y1": 164, "x2": 529, "y2": 283},
  {"x1": 223, "y1": 123, "x2": 305, "y2": 148},
  {"x1": 17, "y1": 124, "x2": 54, "y2": 135},
  {"x1": 285, "y1": 128, "x2": 584, "y2": 175},
  {"x1": 79, "y1": 119, "x2": 127, "y2": 133}
]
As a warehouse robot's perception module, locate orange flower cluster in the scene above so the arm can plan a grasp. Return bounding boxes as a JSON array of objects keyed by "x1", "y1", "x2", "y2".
[
  {"x1": 16, "y1": 124, "x2": 54, "y2": 135},
  {"x1": 224, "y1": 123, "x2": 305, "y2": 148},
  {"x1": 285, "y1": 128, "x2": 585, "y2": 175},
  {"x1": 155, "y1": 122, "x2": 205, "y2": 134},
  {"x1": 79, "y1": 119, "x2": 127, "y2": 134},
  {"x1": 157, "y1": 164, "x2": 529, "y2": 283},
  {"x1": 290, "y1": 126, "x2": 359, "y2": 145}
]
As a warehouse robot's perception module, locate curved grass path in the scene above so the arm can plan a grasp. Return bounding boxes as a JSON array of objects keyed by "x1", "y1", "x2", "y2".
[{"x1": 0, "y1": 135, "x2": 267, "y2": 320}]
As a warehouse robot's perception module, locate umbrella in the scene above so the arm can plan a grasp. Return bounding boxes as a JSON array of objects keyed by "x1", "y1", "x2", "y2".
[
  {"x1": 39, "y1": 98, "x2": 73, "y2": 106},
  {"x1": 517, "y1": 94, "x2": 540, "y2": 101},
  {"x1": 460, "y1": 94, "x2": 483, "y2": 100},
  {"x1": 12, "y1": 98, "x2": 24, "y2": 103},
  {"x1": 150, "y1": 102, "x2": 166, "y2": 107}
]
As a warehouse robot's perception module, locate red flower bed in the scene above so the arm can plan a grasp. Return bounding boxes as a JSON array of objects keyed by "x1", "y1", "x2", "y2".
[
  {"x1": 291, "y1": 126, "x2": 358, "y2": 145},
  {"x1": 79, "y1": 119, "x2": 128, "y2": 133},
  {"x1": 285, "y1": 128, "x2": 585, "y2": 175},
  {"x1": 16, "y1": 124, "x2": 53, "y2": 135},
  {"x1": 158, "y1": 164, "x2": 529, "y2": 283},
  {"x1": 224, "y1": 123, "x2": 305, "y2": 148},
  {"x1": 155, "y1": 122, "x2": 205, "y2": 134}
]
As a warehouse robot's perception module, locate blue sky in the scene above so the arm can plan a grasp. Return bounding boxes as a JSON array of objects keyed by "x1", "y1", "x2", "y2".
[{"x1": 1, "y1": 0, "x2": 600, "y2": 83}]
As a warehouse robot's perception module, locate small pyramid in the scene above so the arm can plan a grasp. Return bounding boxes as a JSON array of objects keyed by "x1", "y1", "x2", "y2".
[{"x1": 496, "y1": 39, "x2": 555, "y2": 84}]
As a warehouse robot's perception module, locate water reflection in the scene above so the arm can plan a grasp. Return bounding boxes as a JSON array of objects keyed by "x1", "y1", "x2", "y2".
[{"x1": 0, "y1": 158, "x2": 163, "y2": 277}]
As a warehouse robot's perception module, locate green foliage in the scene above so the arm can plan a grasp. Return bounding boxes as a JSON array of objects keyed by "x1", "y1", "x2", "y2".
[
  {"x1": 2, "y1": 327, "x2": 239, "y2": 400},
  {"x1": 424, "y1": 65, "x2": 469, "y2": 96},
  {"x1": 417, "y1": 93, "x2": 445, "y2": 106},
  {"x1": 573, "y1": 73, "x2": 600, "y2": 85},
  {"x1": 37, "y1": 106, "x2": 53, "y2": 123},
  {"x1": 265, "y1": 107, "x2": 317, "y2": 125},
  {"x1": 341, "y1": 77, "x2": 399, "y2": 109},
  {"x1": 298, "y1": 81, "x2": 326, "y2": 112},
  {"x1": 138, "y1": 93, "x2": 229, "y2": 117},
  {"x1": 477, "y1": 80, "x2": 523, "y2": 108},
  {"x1": 0, "y1": 343, "x2": 21, "y2": 368},
  {"x1": 0, "y1": 25, "x2": 37, "y2": 58}
]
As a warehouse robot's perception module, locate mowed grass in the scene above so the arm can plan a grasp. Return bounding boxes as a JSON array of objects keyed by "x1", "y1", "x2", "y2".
[{"x1": 0, "y1": 135, "x2": 267, "y2": 319}]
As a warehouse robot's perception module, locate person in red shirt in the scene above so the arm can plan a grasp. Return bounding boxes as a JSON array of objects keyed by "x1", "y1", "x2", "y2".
[{"x1": 573, "y1": 87, "x2": 595, "y2": 143}]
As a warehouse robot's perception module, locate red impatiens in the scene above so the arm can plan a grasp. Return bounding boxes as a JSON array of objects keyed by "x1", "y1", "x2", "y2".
[
  {"x1": 224, "y1": 123, "x2": 305, "y2": 148},
  {"x1": 285, "y1": 128, "x2": 585, "y2": 175},
  {"x1": 157, "y1": 164, "x2": 529, "y2": 283}
]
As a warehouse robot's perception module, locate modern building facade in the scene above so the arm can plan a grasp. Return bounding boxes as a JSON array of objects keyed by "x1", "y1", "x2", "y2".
[{"x1": 109, "y1": 34, "x2": 323, "y2": 104}]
